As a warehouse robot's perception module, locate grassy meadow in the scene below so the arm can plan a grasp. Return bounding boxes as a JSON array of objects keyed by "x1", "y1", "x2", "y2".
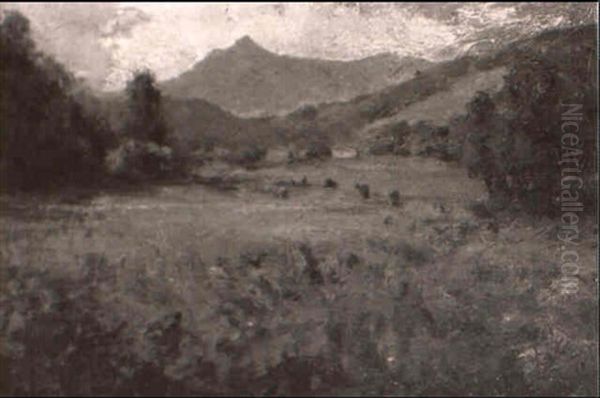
[{"x1": 1, "y1": 155, "x2": 597, "y2": 395}]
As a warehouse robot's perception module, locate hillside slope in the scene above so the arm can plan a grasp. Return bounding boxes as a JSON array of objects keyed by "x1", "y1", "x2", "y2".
[
  {"x1": 161, "y1": 36, "x2": 432, "y2": 117},
  {"x1": 96, "y1": 91, "x2": 273, "y2": 154},
  {"x1": 270, "y1": 24, "x2": 597, "y2": 146}
]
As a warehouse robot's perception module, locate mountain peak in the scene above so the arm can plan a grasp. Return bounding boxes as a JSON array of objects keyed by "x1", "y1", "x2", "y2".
[
  {"x1": 163, "y1": 35, "x2": 436, "y2": 116},
  {"x1": 232, "y1": 35, "x2": 263, "y2": 51},
  {"x1": 201, "y1": 35, "x2": 266, "y2": 61}
]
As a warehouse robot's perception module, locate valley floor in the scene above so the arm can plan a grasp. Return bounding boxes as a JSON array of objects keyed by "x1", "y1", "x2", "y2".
[{"x1": 1, "y1": 155, "x2": 597, "y2": 395}]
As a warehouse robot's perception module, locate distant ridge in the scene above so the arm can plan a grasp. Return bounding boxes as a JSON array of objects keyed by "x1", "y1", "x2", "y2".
[{"x1": 161, "y1": 36, "x2": 432, "y2": 117}]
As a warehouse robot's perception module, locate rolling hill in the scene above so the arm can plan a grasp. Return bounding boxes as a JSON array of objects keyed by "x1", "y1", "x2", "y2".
[
  {"x1": 161, "y1": 35, "x2": 432, "y2": 117},
  {"x1": 269, "y1": 23, "x2": 598, "y2": 147},
  {"x1": 95, "y1": 91, "x2": 273, "y2": 154}
]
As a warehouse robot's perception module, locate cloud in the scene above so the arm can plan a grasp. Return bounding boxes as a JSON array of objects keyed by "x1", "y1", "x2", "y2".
[
  {"x1": 2, "y1": 3, "x2": 595, "y2": 91},
  {"x1": 100, "y1": 6, "x2": 151, "y2": 38},
  {"x1": 98, "y1": 3, "x2": 459, "y2": 88},
  {"x1": 1, "y1": 3, "x2": 150, "y2": 88}
]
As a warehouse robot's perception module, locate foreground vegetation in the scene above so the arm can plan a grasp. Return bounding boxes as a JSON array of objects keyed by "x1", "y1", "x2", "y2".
[{"x1": 1, "y1": 156, "x2": 597, "y2": 395}]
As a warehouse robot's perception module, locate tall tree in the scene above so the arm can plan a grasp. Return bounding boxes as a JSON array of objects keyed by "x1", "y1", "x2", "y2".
[
  {"x1": 1, "y1": 10, "x2": 110, "y2": 191},
  {"x1": 125, "y1": 70, "x2": 168, "y2": 146}
]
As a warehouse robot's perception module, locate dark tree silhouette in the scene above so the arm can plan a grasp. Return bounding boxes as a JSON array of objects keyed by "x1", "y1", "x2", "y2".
[
  {"x1": 462, "y1": 42, "x2": 597, "y2": 217},
  {"x1": 0, "y1": 10, "x2": 34, "y2": 53},
  {"x1": 0, "y1": 11, "x2": 111, "y2": 191},
  {"x1": 125, "y1": 70, "x2": 168, "y2": 146}
]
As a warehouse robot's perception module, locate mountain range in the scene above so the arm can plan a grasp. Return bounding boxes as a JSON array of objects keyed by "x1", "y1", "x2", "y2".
[
  {"x1": 161, "y1": 36, "x2": 432, "y2": 117},
  {"x1": 157, "y1": 4, "x2": 596, "y2": 118}
]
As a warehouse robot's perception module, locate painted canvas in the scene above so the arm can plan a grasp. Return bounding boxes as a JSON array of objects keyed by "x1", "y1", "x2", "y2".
[{"x1": 0, "y1": 3, "x2": 598, "y2": 396}]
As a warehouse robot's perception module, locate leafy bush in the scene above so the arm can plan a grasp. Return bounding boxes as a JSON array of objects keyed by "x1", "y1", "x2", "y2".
[
  {"x1": 240, "y1": 144, "x2": 267, "y2": 164},
  {"x1": 388, "y1": 190, "x2": 401, "y2": 207},
  {"x1": 355, "y1": 183, "x2": 370, "y2": 199},
  {"x1": 324, "y1": 178, "x2": 338, "y2": 188},
  {"x1": 224, "y1": 143, "x2": 267, "y2": 167},
  {"x1": 1, "y1": 263, "x2": 192, "y2": 396},
  {"x1": 419, "y1": 142, "x2": 462, "y2": 161},
  {"x1": 367, "y1": 121, "x2": 410, "y2": 156},
  {"x1": 368, "y1": 141, "x2": 395, "y2": 156},
  {"x1": 305, "y1": 140, "x2": 332, "y2": 160},
  {"x1": 359, "y1": 99, "x2": 396, "y2": 122},
  {"x1": 106, "y1": 140, "x2": 173, "y2": 181}
]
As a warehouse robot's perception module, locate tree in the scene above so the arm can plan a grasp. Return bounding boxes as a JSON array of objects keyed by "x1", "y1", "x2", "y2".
[
  {"x1": 0, "y1": 10, "x2": 34, "y2": 54},
  {"x1": 461, "y1": 38, "x2": 597, "y2": 218},
  {"x1": 108, "y1": 70, "x2": 179, "y2": 180},
  {"x1": 1, "y1": 11, "x2": 110, "y2": 191},
  {"x1": 125, "y1": 70, "x2": 168, "y2": 146}
]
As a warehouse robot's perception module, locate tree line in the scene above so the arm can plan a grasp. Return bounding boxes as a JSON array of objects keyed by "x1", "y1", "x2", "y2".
[{"x1": 0, "y1": 11, "x2": 174, "y2": 192}]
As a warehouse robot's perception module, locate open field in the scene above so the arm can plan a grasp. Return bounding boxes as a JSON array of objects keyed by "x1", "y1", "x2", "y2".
[{"x1": 1, "y1": 155, "x2": 597, "y2": 395}]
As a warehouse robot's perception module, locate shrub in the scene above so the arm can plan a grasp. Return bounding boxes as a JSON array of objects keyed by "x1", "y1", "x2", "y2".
[
  {"x1": 225, "y1": 143, "x2": 267, "y2": 167},
  {"x1": 106, "y1": 139, "x2": 173, "y2": 181},
  {"x1": 239, "y1": 144, "x2": 267, "y2": 165},
  {"x1": 355, "y1": 183, "x2": 370, "y2": 199},
  {"x1": 466, "y1": 200, "x2": 495, "y2": 220},
  {"x1": 239, "y1": 248, "x2": 269, "y2": 268},
  {"x1": 419, "y1": 143, "x2": 462, "y2": 161},
  {"x1": 359, "y1": 100, "x2": 395, "y2": 123},
  {"x1": 324, "y1": 178, "x2": 338, "y2": 188},
  {"x1": 393, "y1": 147, "x2": 411, "y2": 157},
  {"x1": 367, "y1": 121, "x2": 410, "y2": 156},
  {"x1": 388, "y1": 190, "x2": 401, "y2": 207},
  {"x1": 305, "y1": 141, "x2": 332, "y2": 160},
  {"x1": 1, "y1": 265, "x2": 188, "y2": 396},
  {"x1": 368, "y1": 141, "x2": 395, "y2": 156},
  {"x1": 273, "y1": 186, "x2": 289, "y2": 199},
  {"x1": 287, "y1": 150, "x2": 297, "y2": 164}
]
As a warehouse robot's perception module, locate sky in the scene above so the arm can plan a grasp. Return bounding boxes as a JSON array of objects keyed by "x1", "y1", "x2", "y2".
[{"x1": 1, "y1": 3, "x2": 596, "y2": 91}]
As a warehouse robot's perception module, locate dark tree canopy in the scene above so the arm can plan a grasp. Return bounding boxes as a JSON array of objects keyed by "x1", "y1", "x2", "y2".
[
  {"x1": 0, "y1": 10, "x2": 34, "y2": 53},
  {"x1": 125, "y1": 70, "x2": 168, "y2": 146},
  {"x1": 0, "y1": 11, "x2": 112, "y2": 191},
  {"x1": 462, "y1": 44, "x2": 597, "y2": 217}
]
